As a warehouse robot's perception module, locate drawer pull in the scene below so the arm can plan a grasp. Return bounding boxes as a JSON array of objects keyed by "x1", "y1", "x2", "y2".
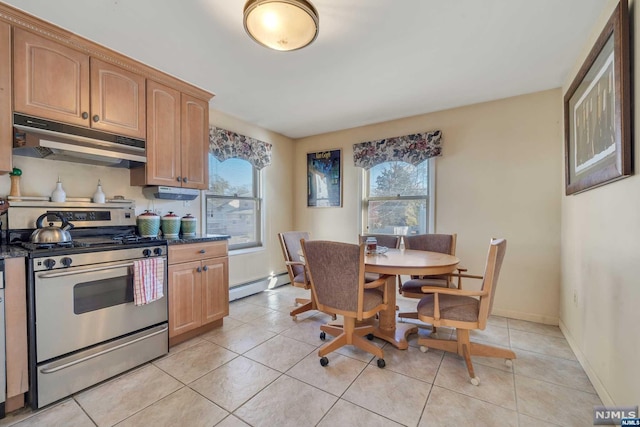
[{"x1": 199, "y1": 249, "x2": 206, "y2": 254}]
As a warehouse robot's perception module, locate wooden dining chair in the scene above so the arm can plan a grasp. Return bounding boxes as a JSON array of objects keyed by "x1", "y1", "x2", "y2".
[
  {"x1": 398, "y1": 233, "x2": 463, "y2": 323},
  {"x1": 301, "y1": 239, "x2": 389, "y2": 368},
  {"x1": 416, "y1": 238, "x2": 515, "y2": 385},
  {"x1": 278, "y1": 231, "x2": 317, "y2": 320}
]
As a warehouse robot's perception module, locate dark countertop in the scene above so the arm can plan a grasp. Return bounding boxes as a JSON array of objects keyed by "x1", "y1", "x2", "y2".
[
  {"x1": 165, "y1": 234, "x2": 231, "y2": 245},
  {"x1": 0, "y1": 245, "x2": 29, "y2": 259}
]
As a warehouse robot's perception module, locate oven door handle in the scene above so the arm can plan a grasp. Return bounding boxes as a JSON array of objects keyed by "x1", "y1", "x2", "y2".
[
  {"x1": 36, "y1": 262, "x2": 136, "y2": 278},
  {"x1": 40, "y1": 325, "x2": 168, "y2": 374}
]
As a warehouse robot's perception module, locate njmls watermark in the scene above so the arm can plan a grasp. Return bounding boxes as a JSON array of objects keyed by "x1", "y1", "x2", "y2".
[{"x1": 593, "y1": 406, "x2": 639, "y2": 425}]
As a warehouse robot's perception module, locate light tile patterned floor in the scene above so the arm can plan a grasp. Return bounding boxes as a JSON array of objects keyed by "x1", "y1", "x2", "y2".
[{"x1": 0, "y1": 286, "x2": 602, "y2": 427}]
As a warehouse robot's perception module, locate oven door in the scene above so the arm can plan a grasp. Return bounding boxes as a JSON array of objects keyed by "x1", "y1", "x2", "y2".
[{"x1": 34, "y1": 258, "x2": 168, "y2": 362}]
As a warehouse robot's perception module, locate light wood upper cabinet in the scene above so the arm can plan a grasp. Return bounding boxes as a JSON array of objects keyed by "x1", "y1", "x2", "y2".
[
  {"x1": 133, "y1": 80, "x2": 181, "y2": 186},
  {"x1": 131, "y1": 84, "x2": 209, "y2": 189},
  {"x1": 90, "y1": 58, "x2": 145, "y2": 139},
  {"x1": 13, "y1": 29, "x2": 145, "y2": 139},
  {"x1": 0, "y1": 21, "x2": 12, "y2": 174},
  {"x1": 180, "y1": 94, "x2": 209, "y2": 189},
  {"x1": 13, "y1": 28, "x2": 90, "y2": 127}
]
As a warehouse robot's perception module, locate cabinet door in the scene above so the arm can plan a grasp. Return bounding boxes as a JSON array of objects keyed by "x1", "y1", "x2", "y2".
[
  {"x1": 180, "y1": 94, "x2": 209, "y2": 189},
  {"x1": 90, "y1": 58, "x2": 145, "y2": 139},
  {"x1": 13, "y1": 28, "x2": 90, "y2": 127},
  {"x1": 143, "y1": 80, "x2": 181, "y2": 185},
  {"x1": 5, "y1": 257, "x2": 29, "y2": 400},
  {"x1": 201, "y1": 257, "x2": 229, "y2": 324},
  {"x1": 168, "y1": 261, "x2": 202, "y2": 338},
  {"x1": 0, "y1": 21, "x2": 11, "y2": 174}
]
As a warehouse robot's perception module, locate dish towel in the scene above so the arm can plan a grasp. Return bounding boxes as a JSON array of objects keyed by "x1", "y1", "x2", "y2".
[{"x1": 133, "y1": 258, "x2": 165, "y2": 306}]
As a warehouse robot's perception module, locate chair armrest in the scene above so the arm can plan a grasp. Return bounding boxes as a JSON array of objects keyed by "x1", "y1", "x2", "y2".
[
  {"x1": 285, "y1": 261, "x2": 305, "y2": 267},
  {"x1": 419, "y1": 285, "x2": 488, "y2": 297},
  {"x1": 364, "y1": 276, "x2": 388, "y2": 289}
]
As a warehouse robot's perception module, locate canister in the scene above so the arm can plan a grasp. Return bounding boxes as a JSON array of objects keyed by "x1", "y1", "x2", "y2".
[
  {"x1": 181, "y1": 213, "x2": 197, "y2": 236},
  {"x1": 161, "y1": 212, "x2": 181, "y2": 237},
  {"x1": 136, "y1": 210, "x2": 160, "y2": 238}
]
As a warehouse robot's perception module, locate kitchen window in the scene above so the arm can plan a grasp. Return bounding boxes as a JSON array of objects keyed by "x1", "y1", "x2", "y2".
[
  {"x1": 206, "y1": 156, "x2": 262, "y2": 250},
  {"x1": 362, "y1": 159, "x2": 434, "y2": 236}
]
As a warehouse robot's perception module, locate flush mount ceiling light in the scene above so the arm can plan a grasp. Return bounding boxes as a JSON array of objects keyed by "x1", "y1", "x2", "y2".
[{"x1": 243, "y1": 0, "x2": 319, "y2": 51}]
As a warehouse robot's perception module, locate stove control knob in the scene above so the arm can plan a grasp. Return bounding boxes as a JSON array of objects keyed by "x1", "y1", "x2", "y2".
[
  {"x1": 143, "y1": 249, "x2": 151, "y2": 257},
  {"x1": 61, "y1": 257, "x2": 72, "y2": 268},
  {"x1": 43, "y1": 259, "x2": 56, "y2": 269},
  {"x1": 154, "y1": 247, "x2": 163, "y2": 256}
]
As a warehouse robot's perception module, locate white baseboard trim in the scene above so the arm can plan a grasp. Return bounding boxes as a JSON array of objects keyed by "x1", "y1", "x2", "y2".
[
  {"x1": 229, "y1": 272, "x2": 289, "y2": 302},
  {"x1": 492, "y1": 308, "x2": 558, "y2": 325},
  {"x1": 559, "y1": 319, "x2": 614, "y2": 407}
]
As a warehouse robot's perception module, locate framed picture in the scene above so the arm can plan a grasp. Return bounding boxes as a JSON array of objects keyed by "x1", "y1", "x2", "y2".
[
  {"x1": 564, "y1": 0, "x2": 631, "y2": 195},
  {"x1": 307, "y1": 149, "x2": 342, "y2": 207}
]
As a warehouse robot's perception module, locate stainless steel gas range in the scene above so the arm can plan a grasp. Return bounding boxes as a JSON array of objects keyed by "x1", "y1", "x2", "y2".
[{"x1": 6, "y1": 201, "x2": 168, "y2": 409}]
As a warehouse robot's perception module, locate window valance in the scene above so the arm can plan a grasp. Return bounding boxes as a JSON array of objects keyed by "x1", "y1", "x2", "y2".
[
  {"x1": 209, "y1": 126, "x2": 273, "y2": 170},
  {"x1": 352, "y1": 130, "x2": 442, "y2": 170}
]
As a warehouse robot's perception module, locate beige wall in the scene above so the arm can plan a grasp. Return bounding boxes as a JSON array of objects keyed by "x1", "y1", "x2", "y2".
[
  {"x1": 560, "y1": 0, "x2": 640, "y2": 406},
  {"x1": 295, "y1": 89, "x2": 563, "y2": 324}
]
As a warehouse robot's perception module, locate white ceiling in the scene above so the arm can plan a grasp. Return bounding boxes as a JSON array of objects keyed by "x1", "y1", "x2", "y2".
[{"x1": 4, "y1": 0, "x2": 607, "y2": 139}]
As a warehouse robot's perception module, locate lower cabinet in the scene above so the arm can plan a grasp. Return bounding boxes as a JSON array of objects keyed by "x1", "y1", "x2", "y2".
[{"x1": 168, "y1": 241, "x2": 229, "y2": 345}]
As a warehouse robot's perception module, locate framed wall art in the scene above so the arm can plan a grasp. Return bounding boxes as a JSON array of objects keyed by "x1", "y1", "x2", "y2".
[
  {"x1": 307, "y1": 149, "x2": 342, "y2": 207},
  {"x1": 564, "y1": 0, "x2": 631, "y2": 195}
]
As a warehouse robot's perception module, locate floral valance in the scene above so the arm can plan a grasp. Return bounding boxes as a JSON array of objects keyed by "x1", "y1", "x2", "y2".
[
  {"x1": 209, "y1": 127, "x2": 273, "y2": 170},
  {"x1": 353, "y1": 130, "x2": 442, "y2": 169}
]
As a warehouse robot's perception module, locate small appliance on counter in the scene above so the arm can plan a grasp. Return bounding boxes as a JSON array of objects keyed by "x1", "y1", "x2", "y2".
[{"x1": 142, "y1": 186, "x2": 199, "y2": 201}]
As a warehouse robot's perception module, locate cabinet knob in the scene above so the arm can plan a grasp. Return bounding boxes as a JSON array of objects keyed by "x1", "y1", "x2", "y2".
[
  {"x1": 176, "y1": 177, "x2": 182, "y2": 182},
  {"x1": 203, "y1": 265, "x2": 208, "y2": 271},
  {"x1": 196, "y1": 266, "x2": 202, "y2": 273},
  {"x1": 199, "y1": 249, "x2": 206, "y2": 254},
  {"x1": 82, "y1": 112, "x2": 89, "y2": 119},
  {"x1": 92, "y1": 115, "x2": 100, "y2": 122},
  {"x1": 183, "y1": 177, "x2": 188, "y2": 183}
]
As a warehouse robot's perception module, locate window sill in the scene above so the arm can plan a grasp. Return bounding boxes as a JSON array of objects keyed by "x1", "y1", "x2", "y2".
[{"x1": 229, "y1": 246, "x2": 265, "y2": 256}]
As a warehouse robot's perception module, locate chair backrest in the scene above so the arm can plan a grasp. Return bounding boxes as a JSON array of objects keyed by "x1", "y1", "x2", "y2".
[
  {"x1": 404, "y1": 233, "x2": 457, "y2": 256},
  {"x1": 477, "y1": 238, "x2": 507, "y2": 329},
  {"x1": 278, "y1": 231, "x2": 310, "y2": 282},
  {"x1": 300, "y1": 239, "x2": 365, "y2": 316},
  {"x1": 359, "y1": 234, "x2": 400, "y2": 249}
]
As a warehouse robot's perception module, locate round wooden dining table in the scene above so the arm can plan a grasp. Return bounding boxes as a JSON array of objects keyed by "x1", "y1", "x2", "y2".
[{"x1": 365, "y1": 248, "x2": 460, "y2": 349}]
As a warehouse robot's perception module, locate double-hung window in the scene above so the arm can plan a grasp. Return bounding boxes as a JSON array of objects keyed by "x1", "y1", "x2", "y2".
[
  {"x1": 205, "y1": 155, "x2": 262, "y2": 250},
  {"x1": 362, "y1": 159, "x2": 433, "y2": 235}
]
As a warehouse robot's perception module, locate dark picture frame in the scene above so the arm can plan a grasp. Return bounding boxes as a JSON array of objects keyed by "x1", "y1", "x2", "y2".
[
  {"x1": 307, "y1": 149, "x2": 342, "y2": 207},
  {"x1": 564, "y1": 0, "x2": 631, "y2": 195}
]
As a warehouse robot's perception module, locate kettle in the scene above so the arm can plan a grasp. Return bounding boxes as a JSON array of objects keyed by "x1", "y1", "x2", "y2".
[{"x1": 30, "y1": 212, "x2": 74, "y2": 243}]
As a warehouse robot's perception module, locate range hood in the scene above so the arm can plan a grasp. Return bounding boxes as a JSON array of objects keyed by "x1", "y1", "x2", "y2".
[
  {"x1": 143, "y1": 186, "x2": 200, "y2": 201},
  {"x1": 12, "y1": 113, "x2": 147, "y2": 168}
]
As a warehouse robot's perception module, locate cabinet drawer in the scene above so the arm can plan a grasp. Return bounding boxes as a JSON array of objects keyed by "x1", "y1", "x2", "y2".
[{"x1": 169, "y1": 241, "x2": 228, "y2": 264}]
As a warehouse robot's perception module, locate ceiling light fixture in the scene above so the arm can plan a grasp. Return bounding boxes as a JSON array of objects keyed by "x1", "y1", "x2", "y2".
[{"x1": 243, "y1": 0, "x2": 319, "y2": 51}]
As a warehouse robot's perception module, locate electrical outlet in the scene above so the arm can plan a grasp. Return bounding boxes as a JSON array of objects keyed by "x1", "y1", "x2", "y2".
[{"x1": 183, "y1": 200, "x2": 191, "y2": 207}]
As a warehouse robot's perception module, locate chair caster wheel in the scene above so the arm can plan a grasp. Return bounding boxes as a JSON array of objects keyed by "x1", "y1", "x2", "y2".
[
  {"x1": 420, "y1": 346, "x2": 428, "y2": 353},
  {"x1": 320, "y1": 357, "x2": 329, "y2": 367},
  {"x1": 470, "y1": 377, "x2": 480, "y2": 386},
  {"x1": 366, "y1": 333, "x2": 374, "y2": 341},
  {"x1": 505, "y1": 359, "x2": 513, "y2": 368},
  {"x1": 320, "y1": 331, "x2": 326, "y2": 341},
  {"x1": 377, "y1": 358, "x2": 386, "y2": 368},
  {"x1": 291, "y1": 315, "x2": 297, "y2": 321}
]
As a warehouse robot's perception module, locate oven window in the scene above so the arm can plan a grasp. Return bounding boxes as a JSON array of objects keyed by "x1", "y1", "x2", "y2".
[{"x1": 73, "y1": 275, "x2": 133, "y2": 314}]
